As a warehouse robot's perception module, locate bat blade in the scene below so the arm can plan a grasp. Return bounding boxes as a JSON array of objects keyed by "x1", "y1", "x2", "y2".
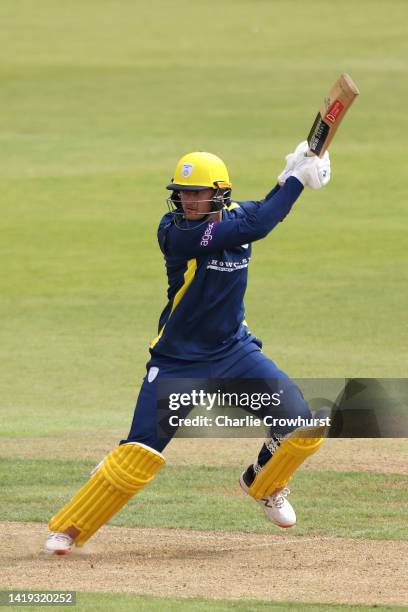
[{"x1": 307, "y1": 73, "x2": 360, "y2": 157}]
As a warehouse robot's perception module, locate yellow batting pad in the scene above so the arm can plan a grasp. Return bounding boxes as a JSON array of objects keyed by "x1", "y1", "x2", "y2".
[
  {"x1": 49, "y1": 442, "x2": 165, "y2": 546},
  {"x1": 248, "y1": 429, "x2": 324, "y2": 499}
]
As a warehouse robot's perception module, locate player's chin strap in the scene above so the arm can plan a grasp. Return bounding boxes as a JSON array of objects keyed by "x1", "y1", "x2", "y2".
[
  {"x1": 166, "y1": 182, "x2": 232, "y2": 231},
  {"x1": 166, "y1": 206, "x2": 220, "y2": 231}
]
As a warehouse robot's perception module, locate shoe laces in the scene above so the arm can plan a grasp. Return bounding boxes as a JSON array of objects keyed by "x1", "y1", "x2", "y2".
[
  {"x1": 265, "y1": 487, "x2": 290, "y2": 508},
  {"x1": 49, "y1": 532, "x2": 72, "y2": 544}
]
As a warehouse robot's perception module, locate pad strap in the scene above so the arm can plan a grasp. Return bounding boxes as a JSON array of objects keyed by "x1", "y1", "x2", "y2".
[{"x1": 248, "y1": 428, "x2": 324, "y2": 499}]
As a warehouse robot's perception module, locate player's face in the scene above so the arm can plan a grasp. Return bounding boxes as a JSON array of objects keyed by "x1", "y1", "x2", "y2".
[{"x1": 180, "y1": 188, "x2": 215, "y2": 220}]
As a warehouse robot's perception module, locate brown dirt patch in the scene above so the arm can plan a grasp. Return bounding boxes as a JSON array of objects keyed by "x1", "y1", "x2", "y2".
[
  {"x1": 2, "y1": 434, "x2": 407, "y2": 474},
  {"x1": 1, "y1": 521, "x2": 407, "y2": 606}
]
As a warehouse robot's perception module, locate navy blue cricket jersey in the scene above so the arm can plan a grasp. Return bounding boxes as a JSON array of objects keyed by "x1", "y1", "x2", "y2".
[{"x1": 150, "y1": 177, "x2": 303, "y2": 361}]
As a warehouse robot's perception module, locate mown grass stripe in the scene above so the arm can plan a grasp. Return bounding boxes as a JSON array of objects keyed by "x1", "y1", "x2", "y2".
[
  {"x1": 2, "y1": 591, "x2": 403, "y2": 611},
  {"x1": 1, "y1": 458, "x2": 407, "y2": 540}
]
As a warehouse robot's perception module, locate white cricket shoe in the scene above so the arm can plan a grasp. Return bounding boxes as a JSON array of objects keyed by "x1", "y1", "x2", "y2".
[
  {"x1": 44, "y1": 532, "x2": 74, "y2": 555},
  {"x1": 239, "y1": 473, "x2": 296, "y2": 528}
]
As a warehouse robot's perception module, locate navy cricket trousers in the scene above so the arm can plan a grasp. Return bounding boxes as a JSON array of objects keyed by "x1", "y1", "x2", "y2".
[{"x1": 122, "y1": 341, "x2": 311, "y2": 466}]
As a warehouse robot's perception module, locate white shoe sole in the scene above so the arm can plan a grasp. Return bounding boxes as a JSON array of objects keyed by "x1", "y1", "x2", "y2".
[
  {"x1": 45, "y1": 548, "x2": 71, "y2": 556},
  {"x1": 44, "y1": 533, "x2": 74, "y2": 556}
]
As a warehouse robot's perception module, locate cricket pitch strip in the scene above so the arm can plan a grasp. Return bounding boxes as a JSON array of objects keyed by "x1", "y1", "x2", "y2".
[{"x1": 1, "y1": 521, "x2": 407, "y2": 606}]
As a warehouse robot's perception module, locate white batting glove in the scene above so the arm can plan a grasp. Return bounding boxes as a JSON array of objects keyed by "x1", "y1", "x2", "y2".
[
  {"x1": 291, "y1": 150, "x2": 331, "y2": 190},
  {"x1": 277, "y1": 140, "x2": 310, "y2": 186}
]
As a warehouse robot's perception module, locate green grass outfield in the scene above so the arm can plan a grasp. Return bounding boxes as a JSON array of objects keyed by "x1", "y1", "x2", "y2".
[
  {"x1": 1, "y1": 458, "x2": 407, "y2": 540},
  {"x1": 1, "y1": 0, "x2": 407, "y2": 437},
  {"x1": 1, "y1": 0, "x2": 407, "y2": 609},
  {"x1": 1, "y1": 592, "x2": 404, "y2": 612}
]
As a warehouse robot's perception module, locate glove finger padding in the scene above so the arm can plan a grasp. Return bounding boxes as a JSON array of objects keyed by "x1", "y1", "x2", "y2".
[
  {"x1": 277, "y1": 140, "x2": 309, "y2": 186},
  {"x1": 291, "y1": 150, "x2": 331, "y2": 190}
]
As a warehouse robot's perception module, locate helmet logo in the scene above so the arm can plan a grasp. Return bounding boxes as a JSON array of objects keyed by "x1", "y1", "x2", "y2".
[{"x1": 181, "y1": 163, "x2": 194, "y2": 177}]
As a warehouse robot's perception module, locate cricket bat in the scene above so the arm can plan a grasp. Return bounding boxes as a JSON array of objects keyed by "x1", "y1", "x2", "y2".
[{"x1": 307, "y1": 73, "x2": 360, "y2": 157}]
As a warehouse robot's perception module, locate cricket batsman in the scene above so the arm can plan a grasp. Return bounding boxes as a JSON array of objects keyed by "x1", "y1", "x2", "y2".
[{"x1": 45, "y1": 143, "x2": 331, "y2": 554}]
